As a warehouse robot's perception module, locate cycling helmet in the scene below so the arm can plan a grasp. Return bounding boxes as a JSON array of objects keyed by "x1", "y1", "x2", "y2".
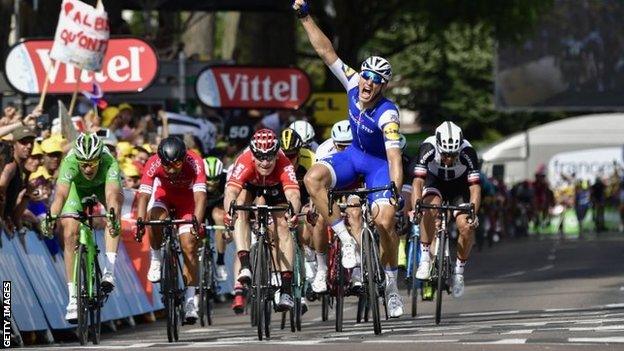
[
  {"x1": 204, "y1": 156, "x2": 224, "y2": 179},
  {"x1": 435, "y1": 121, "x2": 463, "y2": 154},
  {"x1": 280, "y1": 128, "x2": 303, "y2": 156},
  {"x1": 288, "y1": 120, "x2": 315, "y2": 145},
  {"x1": 74, "y1": 132, "x2": 103, "y2": 161},
  {"x1": 361, "y1": 56, "x2": 392, "y2": 82},
  {"x1": 250, "y1": 129, "x2": 279, "y2": 158},
  {"x1": 157, "y1": 136, "x2": 187, "y2": 165},
  {"x1": 398, "y1": 134, "x2": 407, "y2": 152},
  {"x1": 331, "y1": 120, "x2": 352, "y2": 144}
]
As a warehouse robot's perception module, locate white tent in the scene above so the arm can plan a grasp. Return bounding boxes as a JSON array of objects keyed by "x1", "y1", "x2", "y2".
[{"x1": 481, "y1": 113, "x2": 624, "y2": 184}]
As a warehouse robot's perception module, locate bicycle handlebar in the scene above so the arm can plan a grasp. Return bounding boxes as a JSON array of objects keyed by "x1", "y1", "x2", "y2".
[
  {"x1": 327, "y1": 182, "x2": 398, "y2": 216},
  {"x1": 135, "y1": 216, "x2": 199, "y2": 242},
  {"x1": 412, "y1": 201, "x2": 475, "y2": 225}
]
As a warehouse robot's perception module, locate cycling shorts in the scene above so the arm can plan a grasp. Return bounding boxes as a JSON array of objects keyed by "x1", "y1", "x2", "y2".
[
  {"x1": 422, "y1": 172, "x2": 470, "y2": 206},
  {"x1": 61, "y1": 182, "x2": 106, "y2": 214},
  {"x1": 148, "y1": 184, "x2": 196, "y2": 234},
  {"x1": 318, "y1": 145, "x2": 392, "y2": 205}
]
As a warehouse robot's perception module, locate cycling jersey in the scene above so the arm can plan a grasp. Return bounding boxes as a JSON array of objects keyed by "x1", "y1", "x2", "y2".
[
  {"x1": 290, "y1": 148, "x2": 315, "y2": 203},
  {"x1": 58, "y1": 149, "x2": 121, "y2": 214},
  {"x1": 410, "y1": 136, "x2": 480, "y2": 203},
  {"x1": 206, "y1": 172, "x2": 227, "y2": 224},
  {"x1": 316, "y1": 58, "x2": 401, "y2": 203},
  {"x1": 328, "y1": 59, "x2": 401, "y2": 158},
  {"x1": 314, "y1": 139, "x2": 337, "y2": 162},
  {"x1": 226, "y1": 149, "x2": 299, "y2": 192},
  {"x1": 139, "y1": 151, "x2": 207, "y2": 195}
]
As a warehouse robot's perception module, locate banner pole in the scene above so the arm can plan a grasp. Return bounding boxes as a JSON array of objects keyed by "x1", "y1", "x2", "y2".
[
  {"x1": 37, "y1": 59, "x2": 59, "y2": 109},
  {"x1": 68, "y1": 78, "x2": 80, "y2": 116}
]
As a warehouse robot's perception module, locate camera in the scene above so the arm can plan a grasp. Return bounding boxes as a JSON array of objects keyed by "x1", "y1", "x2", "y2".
[{"x1": 36, "y1": 114, "x2": 51, "y2": 130}]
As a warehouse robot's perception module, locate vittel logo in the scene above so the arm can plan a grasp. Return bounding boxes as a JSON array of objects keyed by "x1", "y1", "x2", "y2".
[{"x1": 196, "y1": 66, "x2": 311, "y2": 109}]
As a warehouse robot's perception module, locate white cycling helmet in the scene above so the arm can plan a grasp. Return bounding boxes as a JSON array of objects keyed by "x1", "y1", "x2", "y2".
[
  {"x1": 289, "y1": 120, "x2": 315, "y2": 145},
  {"x1": 361, "y1": 56, "x2": 393, "y2": 82},
  {"x1": 331, "y1": 120, "x2": 352, "y2": 144},
  {"x1": 435, "y1": 121, "x2": 463, "y2": 154}
]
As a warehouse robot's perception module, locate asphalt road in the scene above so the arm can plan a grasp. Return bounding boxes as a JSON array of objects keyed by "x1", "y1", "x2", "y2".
[{"x1": 36, "y1": 232, "x2": 624, "y2": 350}]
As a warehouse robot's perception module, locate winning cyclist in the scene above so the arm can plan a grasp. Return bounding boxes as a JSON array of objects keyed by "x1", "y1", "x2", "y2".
[
  {"x1": 136, "y1": 136, "x2": 207, "y2": 324},
  {"x1": 44, "y1": 132, "x2": 123, "y2": 322},
  {"x1": 223, "y1": 129, "x2": 302, "y2": 311},
  {"x1": 410, "y1": 121, "x2": 481, "y2": 297},
  {"x1": 294, "y1": 0, "x2": 405, "y2": 317}
]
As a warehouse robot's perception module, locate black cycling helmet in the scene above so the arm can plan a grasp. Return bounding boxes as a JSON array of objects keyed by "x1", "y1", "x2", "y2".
[
  {"x1": 280, "y1": 128, "x2": 303, "y2": 156},
  {"x1": 157, "y1": 136, "x2": 186, "y2": 165}
]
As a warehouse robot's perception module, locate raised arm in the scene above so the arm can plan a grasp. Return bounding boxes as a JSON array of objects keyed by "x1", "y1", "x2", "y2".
[{"x1": 293, "y1": 0, "x2": 339, "y2": 66}]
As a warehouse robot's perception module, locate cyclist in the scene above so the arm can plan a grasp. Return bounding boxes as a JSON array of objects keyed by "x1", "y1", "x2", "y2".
[
  {"x1": 295, "y1": 0, "x2": 405, "y2": 317},
  {"x1": 289, "y1": 120, "x2": 319, "y2": 151},
  {"x1": 136, "y1": 136, "x2": 207, "y2": 324},
  {"x1": 223, "y1": 129, "x2": 301, "y2": 311},
  {"x1": 279, "y1": 128, "x2": 322, "y2": 299},
  {"x1": 410, "y1": 121, "x2": 481, "y2": 298},
  {"x1": 44, "y1": 132, "x2": 123, "y2": 322},
  {"x1": 203, "y1": 156, "x2": 229, "y2": 282}
]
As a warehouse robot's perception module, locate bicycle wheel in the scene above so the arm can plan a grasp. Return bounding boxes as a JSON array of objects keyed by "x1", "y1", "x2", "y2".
[
  {"x1": 254, "y1": 237, "x2": 267, "y2": 340},
  {"x1": 410, "y1": 238, "x2": 419, "y2": 318},
  {"x1": 321, "y1": 294, "x2": 329, "y2": 322},
  {"x1": 435, "y1": 232, "x2": 446, "y2": 325},
  {"x1": 163, "y1": 244, "x2": 179, "y2": 342},
  {"x1": 90, "y1": 261, "x2": 102, "y2": 344},
  {"x1": 75, "y1": 245, "x2": 89, "y2": 345},
  {"x1": 335, "y1": 258, "x2": 344, "y2": 332},
  {"x1": 363, "y1": 227, "x2": 382, "y2": 335},
  {"x1": 198, "y1": 245, "x2": 214, "y2": 327}
]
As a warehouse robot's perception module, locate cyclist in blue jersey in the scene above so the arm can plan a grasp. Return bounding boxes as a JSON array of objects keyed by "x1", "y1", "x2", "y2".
[{"x1": 294, "y1": 0, "x2": 405, "y2": 317}]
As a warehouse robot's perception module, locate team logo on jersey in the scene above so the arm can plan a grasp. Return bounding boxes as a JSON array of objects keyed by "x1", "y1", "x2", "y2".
[
  {"x1": 383, "y1": 122, "x2": 400, "y2": 140},
  {"x1": 342, "y1": 64, "x2": 357, "y2": 79}
]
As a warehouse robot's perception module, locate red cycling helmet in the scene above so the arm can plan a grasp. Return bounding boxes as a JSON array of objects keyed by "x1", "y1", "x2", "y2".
[{"x1": 250, "y1": 129, "x2": 279, "y2": 158}]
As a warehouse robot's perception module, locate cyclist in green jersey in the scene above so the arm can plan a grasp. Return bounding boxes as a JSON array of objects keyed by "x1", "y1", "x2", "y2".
[{"x1": 43, "y1": 132, "x2": 123, "y2": 322}]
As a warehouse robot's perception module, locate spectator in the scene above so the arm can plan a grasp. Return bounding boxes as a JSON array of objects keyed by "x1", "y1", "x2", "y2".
[
  {"x1": 591, "y1": 176, "x2": 606, "y2": 232},
  {"x1": 24, "y1": 166, "x2": 53, "y2": 230},
  {"x1": 121, "y1": 163, "x2": 141, "y2": 190},
  {"x1": 101, "y1": 106, "x2": 119, "y2": 129},
  {"x1": 41, "y1": 137, "x2": 64, "y2": 179},
  {"x1": 256, "y1": 109, "x2": 293, "y2": 133},
  {"x1": 25, "y1": 140, "x2": 43, "y2": 173},
  {"x1": 0, "y1": 102, "x2": 19, "y2": 126},
  {"x1": 132, "y1": 146, "x2": 150, "y2": 173},
  {"x1": 574, "y1": 180, "x2": 591, "y2": 235},
  {"x1": 0, "y1": 126, "x2": 36, "y2": 231}
]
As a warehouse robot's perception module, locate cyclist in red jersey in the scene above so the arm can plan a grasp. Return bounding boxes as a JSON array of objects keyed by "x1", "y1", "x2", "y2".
[
  {"x1": 223, "y1": 129, "x2": 302, "y2": 311},
  {"x1": 136, "y1": 136, "x2": 207, "y2": 324}
]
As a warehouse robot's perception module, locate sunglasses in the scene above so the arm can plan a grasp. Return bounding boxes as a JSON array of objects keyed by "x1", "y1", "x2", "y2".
[
  {"x1": 78, "y1": 159, "x2": 100, "y2": 168},
  {"x1": 361, "y1": 70, "x2": 385, "y2": 84},
  {"x1": 206, "y1": 177, "x2": 220, "y2": 183},
  {"x1": 441, "y1": 152, "x2": 459, "y2": 158},
  {"x1": 163, "y1": 160, "x2": 184, "y2": 169},
  {"x1": 253, "y1": 153, "x2": 277, "y2": 162}
]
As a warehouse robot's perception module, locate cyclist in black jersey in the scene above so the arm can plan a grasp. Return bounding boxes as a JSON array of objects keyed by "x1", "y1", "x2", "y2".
[{"x1": 410, "y1": 121, "x2": 481, "y2": 298}]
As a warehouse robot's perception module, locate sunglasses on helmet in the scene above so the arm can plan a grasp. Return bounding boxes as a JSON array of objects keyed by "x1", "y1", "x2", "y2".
[{"x1": 361, "y1": 70, "x2": 385, "y2": 84}]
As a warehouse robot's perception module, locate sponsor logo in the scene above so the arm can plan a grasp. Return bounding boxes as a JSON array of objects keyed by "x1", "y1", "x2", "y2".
[
  {"x1": 4, "y1": 37, "x2": 158, "y2": 94},
  {"x1": 196, "y1": 66, "x2": 311, "y2": 109},
  {"x1": 231, "y1": 163, "x2": 245, "y2": 180},
  {"x1": 383, "y1": 122, "x2": 400, "y2": 140},
  {"x1": 342, "y1": 64, "x2": 357, "y2": 79}
]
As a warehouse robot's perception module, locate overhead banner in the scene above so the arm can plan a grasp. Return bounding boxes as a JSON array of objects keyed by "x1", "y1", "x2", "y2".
[
  {"x1": 196, "y1": 66, "x2": 311, "y2": 109},
  {"x1": 305, "y1": 92, "x2": 348, "y2": 126},
  {"x1": 50, "y1": 0, "x2": 110, "y2": 72},
  {"x1": 5, "y1": 37, "x2": 158, "y2": 94}
]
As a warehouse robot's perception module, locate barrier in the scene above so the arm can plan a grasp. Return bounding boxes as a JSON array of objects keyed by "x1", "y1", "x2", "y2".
[{"x1": 0, "y1": 231, "x2": 49, "y2": 332}]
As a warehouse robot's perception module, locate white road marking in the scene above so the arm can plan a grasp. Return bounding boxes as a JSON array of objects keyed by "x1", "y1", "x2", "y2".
[
  {"x1": 185, "y1": 327, "x2": 227, "y2": 333},
  {"x1": 569, "y1": 337, "x2": 624, "y2": 343},
  {"x1": 497, "y1": 271, "x2": 526, "y2": 278},
  {"x1": 465, "y1": 338, "x2": 527, "y2": 344},
  {"x1": 363, "y1": 339, "x2": 459, "y2": 344},
  {"x1": 501, "y1": 329, "x2": 534, "y2": 335},
  {"x1": 460, "y1": 310, "x2": 519, "y2": 317},
  {"x1": 535, "y1": 264, "x2": 554, "y2": 272},
  {"x1": 547, "y1": 254, "x2": 556, "y2": 261},
  {"x1": 569, "y1": 325, "x2": 624, "y2": 331},
  {"x1": 605, "y1": 303, "x2": 624, "y2": 308}
]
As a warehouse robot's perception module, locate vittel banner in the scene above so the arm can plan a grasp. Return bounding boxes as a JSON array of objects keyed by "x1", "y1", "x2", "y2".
[
  {"x1": 4, "y1": 37, "x2": 158, "y2": 94},
  {"x1": 196, "y1": 66, "x2": 311, "y2": 109}
]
